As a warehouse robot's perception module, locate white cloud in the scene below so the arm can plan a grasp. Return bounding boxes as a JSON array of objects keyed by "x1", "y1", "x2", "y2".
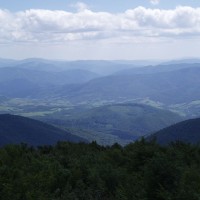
[
  {"x1": 0, "y1": 6, "x2": 200, "y2": 44},
  {"x1": 150, "y1": 0, "x2": 160, "y2": 5},
  {"x1": 72, "y1": 2, "x2": 89, "y2": 12}
]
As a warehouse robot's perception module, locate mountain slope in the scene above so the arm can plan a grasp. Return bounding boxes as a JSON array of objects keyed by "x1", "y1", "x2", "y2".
[
  {"x1": 0, "y1": 67, "x2": 99, "y2": 97},
  {"x1": 0, "y1": 67, "x2": 99, "y2": 85},
  {"x1": 60, "y1": 67, "x2": 200, "y2": 104},
  {"x1": 47, "y1": 103, "x2": 183, "y2": 145},
  {"x1": 0, "y1": 114, "x2": 86, "y2": 146},
  {"x1": 0, "y1": 79, "x2": 40, "y2": 98},
  {"x1": 147, "y1": 118, "x2": 200, "y2": 145}
]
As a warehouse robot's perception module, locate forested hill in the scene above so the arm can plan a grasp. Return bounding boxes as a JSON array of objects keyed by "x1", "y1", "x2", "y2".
[
  {"x1": 148, "y1": 118, "x2": 200, "y2": 145},
  {"x1": 0, "y1": 141, "x2": 200, "y2": 199},
  {"x1": 48, "y1": 103, "x2": 183, "y2": 145},
  {"x1": 0, "y1": 114, "x2": 86, "y2": 146}
]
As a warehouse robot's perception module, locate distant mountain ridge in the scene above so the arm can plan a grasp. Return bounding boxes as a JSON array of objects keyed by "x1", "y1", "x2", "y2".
[
  {"x1": 58, "y1": 66, "x2": 200, "y2": 104},
  {"x1": 115, "y1": 63, "x2": 200, "y2": 75},
  {"x1": 1, "y1": 59, "x2": 200, "y2": 105},
  {"x1": 0, "y1": 67, "x2": 99, "y2": 85},
  {"x1": 0, "y1": 67, "x2": 99, "y2": 97},
  {"x1": 161, "y1": 58, "x2": 200, "y2": 65},
  {"x1": 1, "y1": 62, "x2": 200, "y2": 104},
  {"x1": 0, "y1": 114, "x2": 86, "y2": 146}
]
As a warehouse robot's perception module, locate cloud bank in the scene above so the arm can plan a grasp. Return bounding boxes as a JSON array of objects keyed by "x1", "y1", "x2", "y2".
[{"x1": 0, "y1": 6, "x2": 200, "y2": 44}]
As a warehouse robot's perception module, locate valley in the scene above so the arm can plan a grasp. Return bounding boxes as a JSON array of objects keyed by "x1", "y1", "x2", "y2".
[
  {"x1": 0, "y1": 58, "x2": 200, "y2": 145},
  {"x1": 1, "y1": 2, "x2": 200, "y2": 199}
]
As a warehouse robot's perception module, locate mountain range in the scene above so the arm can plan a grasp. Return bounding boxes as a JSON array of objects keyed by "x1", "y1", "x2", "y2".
[
  {"x1": 0, "y1": 58, "x2": 200, "y2": 145},
  {"x1": 1, "y1": 59, "x2": 200, "y2": 106},
  {"x1": 58, "y1": 66, "x2": 200, "y2": 105}
]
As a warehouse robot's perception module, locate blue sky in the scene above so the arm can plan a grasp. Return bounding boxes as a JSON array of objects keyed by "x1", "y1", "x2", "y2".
[
  {"x1": 0, "y1": 0, "x2": 200, "y2": 60},
  {"x1": 0, "y1": 0, "x2": 199, "y2": 12}
]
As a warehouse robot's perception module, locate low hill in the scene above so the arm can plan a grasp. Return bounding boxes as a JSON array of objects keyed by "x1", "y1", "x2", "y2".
[
  {"x1": 0, "y1": 114, "x2": 86, "y2": 146},
  {"x1": 147, "y1": 118, "x2": 200, "y2": 145},
  {"x1": 47, "y1": 103, "x2": 183, "y2": 145}
]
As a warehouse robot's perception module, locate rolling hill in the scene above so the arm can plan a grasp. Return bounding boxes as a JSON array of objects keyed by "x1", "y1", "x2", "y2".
[
  {"x1": 147, "y1": 118, "x2": 200, "y2": 145},
  {"x1": 0, "y1": 114, "x2": 86, "y2": 146},
  {"x1": 46, "y1": 103, "x2": 183, "y2": 145}
]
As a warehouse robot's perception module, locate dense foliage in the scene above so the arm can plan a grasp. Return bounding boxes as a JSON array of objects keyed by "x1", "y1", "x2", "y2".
[{"x1": 1, "y1": 140, "x2": 200, "y2": 199}]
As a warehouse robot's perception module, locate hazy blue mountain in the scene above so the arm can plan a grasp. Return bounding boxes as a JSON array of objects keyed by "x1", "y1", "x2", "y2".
[
  {"x1": 0, "y1": 58, "x2": 153, "y2": 75},
  {"x1": 19, "y1": 60, "x2": 137, "y2": 75},
  {"x1": 110, "y1": 60, "x2": 160, "y2": 65},
  {"x1": 1, "y1": 59, "x2": 200, "y2": 107},
  {"x1": 0, "y1": 114, "x2": 86, "y2": 146},
  {"x1": 60, "y1": 60, "x2": 160, "y2": 75},
  {"x1": 12, "y1": 61, "x2": 61, "y2": 72},
  {"x1": 0, "y1": 58, "x2": 17, "y2": 67},
  {"x1": 0, "y1": 67, "x2": 100, "y2": 98},
  {"x1": 0, "y1": 67, "x2": 99, "y2": 85},
  {"x1": 115, "y1": 63, "x2": 200, "y2": 75},
  {"x1": 0, "y1": 79, "x2": 40, "y2": 98},
  {"x1": 1, "y1": 58, "x2": 199, "y2": 75},
  {"x1": 46, "y1": 103, "x2": 183, "y2": 145},
  {"x1": 0, "y1": 58, "x2": 56, "y2": 69},
  {"x1": 59, "y1": 67, "x2": 200, "y2": 105},
  {"x1": 147, "y1": 118, "x2": 200, "y2": 145},
  {"x1": 161, "y1": 58, "x2": 200, "y2": 65}
]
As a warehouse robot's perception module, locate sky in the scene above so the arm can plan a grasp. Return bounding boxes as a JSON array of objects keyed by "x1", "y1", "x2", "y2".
[{"x1": 0, "y1": 0, "x2": 200, "y2": 60}]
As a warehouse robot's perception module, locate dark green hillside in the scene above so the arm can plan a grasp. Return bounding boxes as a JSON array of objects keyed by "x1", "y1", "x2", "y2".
[
  {"x1": 47, "y1": 104, "x2": 183, "y2": 145},
  {"x1": 148, "y1": 118, "x2": 200, "y2": 145},
  {"x1": 0, "y1": 114, "x2": 86, "y2": 146}
]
